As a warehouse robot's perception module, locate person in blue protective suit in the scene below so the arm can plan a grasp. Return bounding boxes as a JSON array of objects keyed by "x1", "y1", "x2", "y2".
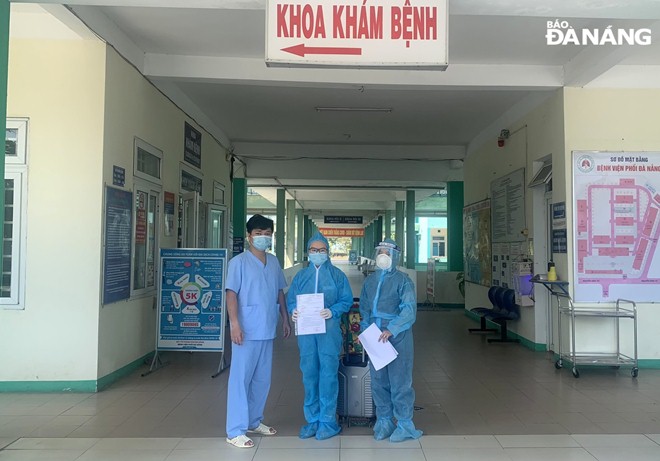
[
  {"x1": 359, "y1": 239, "x2": 423, "y2": 443},
  {"x1": 287, "y1": 232, "x2": 353, "y2": 440},
  {"x1": 225, "y1": 214, "x2": 292, "y2": 448}
]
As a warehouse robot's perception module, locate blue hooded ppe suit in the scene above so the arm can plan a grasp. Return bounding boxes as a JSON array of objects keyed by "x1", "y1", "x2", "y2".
[
  {"x1": 287, "y1": 232, "x2": 353, "y2": 440},
  {"x1": 360, "y1": 239, "x2": 423, "y2": 442}
]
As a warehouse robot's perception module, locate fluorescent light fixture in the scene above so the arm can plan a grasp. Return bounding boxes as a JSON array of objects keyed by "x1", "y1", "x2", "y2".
[{"x1": 315, "y1": 107, "x2": 392, "y2": 113}]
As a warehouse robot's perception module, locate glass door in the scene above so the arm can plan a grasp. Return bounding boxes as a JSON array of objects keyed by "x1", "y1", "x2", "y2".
[{"x1": 207, "y1": 204, "x2": 228, "y2": 248}]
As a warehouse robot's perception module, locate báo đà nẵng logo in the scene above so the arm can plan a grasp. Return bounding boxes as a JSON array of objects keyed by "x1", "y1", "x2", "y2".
[{"x1": 546, "y1": 20, "x2": 651, "y2": 46}]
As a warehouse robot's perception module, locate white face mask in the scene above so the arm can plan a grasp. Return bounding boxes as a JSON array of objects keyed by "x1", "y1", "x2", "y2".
[{"x1": 376, "y1": 253, "x2": 392, "y2": 270}]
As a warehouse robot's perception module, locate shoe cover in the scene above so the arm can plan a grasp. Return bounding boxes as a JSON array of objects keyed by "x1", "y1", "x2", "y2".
[
  {"x1": 389, "y1": 420, "x2": 422, "y2": 442},
  {"x1": 373, "y1": 418, "x2": 396, "y2": 441},
  {"x1": 299, "y1": 422, "x2": 318, "y2": 439},
  {"x1": 315, "y1": 421, "x2": 341, "y2": 440}
]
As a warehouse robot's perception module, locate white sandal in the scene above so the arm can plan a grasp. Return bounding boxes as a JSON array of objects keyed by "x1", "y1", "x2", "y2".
[
  {"x1": 226, "y1": 434, "x2": 255, "y2": 448},
  {"x1": 248, "y1": 422, "x2": 277, "y2": 435}
]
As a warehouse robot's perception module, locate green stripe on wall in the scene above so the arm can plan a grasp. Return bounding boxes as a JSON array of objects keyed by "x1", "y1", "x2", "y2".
[{"x1": 0, "y1": 353, "x2": 153, "y2": 393}]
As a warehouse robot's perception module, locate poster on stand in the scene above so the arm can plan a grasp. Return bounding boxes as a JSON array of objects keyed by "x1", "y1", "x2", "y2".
[
  {"x1": 573, "y1": 151, "x2": 660, "y2": 302},
  {"x1": 157, "y1": 248, "x2": 227, "y2": 351}
]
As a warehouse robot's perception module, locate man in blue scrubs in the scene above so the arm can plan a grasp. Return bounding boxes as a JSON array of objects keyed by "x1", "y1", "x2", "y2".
[
  {"x1": 360, "y1": 239, "x2": 423, "y2": 443},
  {"x1": 287, "y1": 232, "x2": 353, "y2": 440},
  {"x1": 225, "y1": 214, "x2": 292, "y2": 448}
]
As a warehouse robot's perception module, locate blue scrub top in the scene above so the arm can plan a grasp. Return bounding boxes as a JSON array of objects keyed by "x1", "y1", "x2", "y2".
[{"x1": 226, "y1": 250, "x2": 287, "y2": 341}]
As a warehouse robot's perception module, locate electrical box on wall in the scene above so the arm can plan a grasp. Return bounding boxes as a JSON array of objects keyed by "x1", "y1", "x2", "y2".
[{"x1": 512, "y1": 261, "x2": 534, "y2": 306}]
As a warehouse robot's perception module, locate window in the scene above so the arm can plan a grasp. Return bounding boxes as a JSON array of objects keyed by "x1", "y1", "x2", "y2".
[
  {"x1": 432, "y1": 236, "x2": 446, "y2": 258},
  {"x1": 134, "y1": 137, "x2": 162, "y2": 184},
  {"x1": 529, "y1": 160, "x2": 552, "y2": 187},
  {"x1": 3, "y1": 119, "x2": 28, "y2": 308}
]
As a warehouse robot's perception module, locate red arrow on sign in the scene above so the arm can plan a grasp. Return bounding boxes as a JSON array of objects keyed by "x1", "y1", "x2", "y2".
[{"x1": 282, "y1": 43, "x2": 362, "y2": 57}]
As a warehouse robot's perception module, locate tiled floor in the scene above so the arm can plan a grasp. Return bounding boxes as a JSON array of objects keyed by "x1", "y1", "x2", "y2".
[{"x1": 2, "y1": 262, "x2": 660, "y2": 459}]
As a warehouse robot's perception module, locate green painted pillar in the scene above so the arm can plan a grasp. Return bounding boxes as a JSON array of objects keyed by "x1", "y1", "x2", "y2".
[
  {"x1": 384, "y1": 210, "x2": 392, "y2": 241},
  {"x1": 406, "y1": 190, "x2": 416, "y2": 269},
  {"x1": 296, "y1": 208, "x2": 304, "y2": 263},
  {"x1": 447, "y1": 181, "x2": 465, "y2": 271},
  {"x1": 231, "y1": 178, "x2": 247, "y2": 254},
  {"x1": 395, "y1": 201, "x2": 405, "y2": 250},
  {"x1": 276, "y1": 189, "x2": 285, "y2": 266},
  {"x1": 375, "y1": 215, "x2": 383, "y2": 244},
  {"x1": 0, "y1": 0, "x2": 9, "y2": 267},
  {"x1": 285, "y1": 199, "x2": 295, "y2": 268},
  {"x1": 303, "y1": 215, "x2": 311, "y2": 261}
]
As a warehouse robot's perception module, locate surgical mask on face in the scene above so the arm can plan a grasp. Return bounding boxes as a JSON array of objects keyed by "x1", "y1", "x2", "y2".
[
  {"x1": 251, "y1": 235, "x2": 272, "y2": 251},
  {"x1": 376, "y1": 253, "x2": 392, "y2": 270},
  {"x1": 308, "y1": 252, "x2": 328, "y2": 266}
]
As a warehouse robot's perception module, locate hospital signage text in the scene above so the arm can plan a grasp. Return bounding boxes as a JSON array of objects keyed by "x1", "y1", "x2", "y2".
[{"x1": 266, "y1": 0, "x2": 448, "y2": 68}]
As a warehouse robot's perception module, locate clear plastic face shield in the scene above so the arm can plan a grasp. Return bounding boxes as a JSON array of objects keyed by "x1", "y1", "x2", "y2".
[{"x1": 373, "y1": 242, "x2": 401, "y2": 271}]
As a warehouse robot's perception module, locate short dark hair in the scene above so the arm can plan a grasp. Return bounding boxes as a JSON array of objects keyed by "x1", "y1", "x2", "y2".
[{"x1": 246, "y1": 214, "x2": 274, "y2": 233}]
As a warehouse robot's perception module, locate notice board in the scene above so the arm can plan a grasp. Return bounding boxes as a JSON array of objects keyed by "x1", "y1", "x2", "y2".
[
  {"x1": 157, "y1": 248, "x2": 227, "y2": 351},
  {"x1": 463, "y1": 199, "x2": 492, "y2": 287},
  {"x1": 491, "y1": 168, "x2": 526, "y2": 243},
  {"x1": 103, "y1": 186, "x2": 133, "y2": 305}
]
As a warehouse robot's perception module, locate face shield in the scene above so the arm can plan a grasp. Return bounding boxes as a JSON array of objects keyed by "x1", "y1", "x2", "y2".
[{"x1": 373, "y1": 241, "x2": 401, "y2": 271}]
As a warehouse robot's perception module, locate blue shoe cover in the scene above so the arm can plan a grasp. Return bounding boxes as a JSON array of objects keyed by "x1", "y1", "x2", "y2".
[
  {"x1": 389, "y1": 420, "x2": 422, "y2": 443},
  {"x1": 373, "y1": 418, "x2": 396, "y2": 441},
  {"x1": 299, "y1": 422, "x2": 318, "y2": 439},
  {"x1": 315, "y1": 421, "x2": 341, "y2": 440}
]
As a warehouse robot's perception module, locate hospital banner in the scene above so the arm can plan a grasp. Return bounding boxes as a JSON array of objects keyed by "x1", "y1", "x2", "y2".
[
  {"x1": 572, "y1": 151, "x2": 660, "y2": 302},
  {"x1": 157, "y1": 248, "x2": 227, "y2": 351},
  {"x1": 319, "y1": 227, "x2": 365, "y2": 237}
]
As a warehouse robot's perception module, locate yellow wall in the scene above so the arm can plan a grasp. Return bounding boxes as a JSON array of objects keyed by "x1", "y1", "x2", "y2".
[
  {"x1": 2, "y1": 39, "x2": 106, "y2": 381},
  {"x1": 98, "y1": 46, "x2": 231, "y2": 378}
]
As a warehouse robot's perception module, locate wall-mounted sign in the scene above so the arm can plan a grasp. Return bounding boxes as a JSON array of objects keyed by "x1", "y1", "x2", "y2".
[
  {"x1": 324, "y1": 215, "x2": 363, "y2": 224},
  {"x1": 266, "y1": 0, "x2": 448, "y2": 69},
  {"x1": 103, "y1": 186, "x2": 132, "y2": 305},
  {"x1": 319, "y1": 227, "x2": 364, "y2": 237},
  {"x1": 184, "y1": 122, "x2": 202, "y2": 169},
  {"x1": 181, "y1": 169, "x2": 202, "y2": 193},
  {"x1": 112, "y1": 165, "x2": 125, "y2": 187}
]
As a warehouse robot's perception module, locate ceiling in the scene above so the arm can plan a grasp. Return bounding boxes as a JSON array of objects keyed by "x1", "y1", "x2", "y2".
[{"x1": 10, "y1": 0, "x2": 660, "y2": 225}]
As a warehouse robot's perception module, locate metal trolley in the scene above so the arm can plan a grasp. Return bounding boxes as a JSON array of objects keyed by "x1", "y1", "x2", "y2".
[{"x1": 554, "y1": 295, "x2": 638, "y2": 378}]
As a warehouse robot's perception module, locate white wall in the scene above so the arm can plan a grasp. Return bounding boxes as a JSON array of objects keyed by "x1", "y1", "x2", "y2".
[
  {"x1": 1, "y1": 39, "x2": 106, "y2": 381},
  {"x1": 463, "y1": 90, "x2": 565, "y2": 345}
]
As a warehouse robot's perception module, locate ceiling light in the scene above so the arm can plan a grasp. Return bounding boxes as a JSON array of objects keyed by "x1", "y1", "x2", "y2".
[{"x1": 315, "y1": 107, "x2": 392, "y2": 113}]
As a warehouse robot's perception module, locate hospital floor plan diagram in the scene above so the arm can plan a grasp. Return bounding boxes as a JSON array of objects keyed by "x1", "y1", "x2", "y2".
[{"x1": 574, "y1": 152, "x2": 660, "y2": 302}]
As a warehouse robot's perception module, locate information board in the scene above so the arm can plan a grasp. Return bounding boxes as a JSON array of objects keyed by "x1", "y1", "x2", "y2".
[
  {"x1": 573, "y1": 151, "x2": 660, "y2": 302},
  {"x1": 157, "y1": 248, "x2": 227, "y2": 351},
  {"x1": 103, "y1": 186, "x2": 132, "y2": 305},
  {"x1": 463, "y1": 199, "x2": 492, "y2": 287},
  {"x1": 491, "y1": 168, "x2": 526, "y2": 243}
]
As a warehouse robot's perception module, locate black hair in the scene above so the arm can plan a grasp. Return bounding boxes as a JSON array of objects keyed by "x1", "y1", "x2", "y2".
[{"x1": 246, "y1": 214, "x2": 274, "y2": 233}]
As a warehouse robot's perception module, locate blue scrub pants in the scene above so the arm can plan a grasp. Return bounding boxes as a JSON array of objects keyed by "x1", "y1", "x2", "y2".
[
  {"x1": 298, "y1": 317, "x2": 342, "y2": 424},
  {"x1": 226, "y1": 339, "x2": 273, "y2": 438},
  {"x1": 369, "y1": 328, "x2": 415, "y2": 422}
]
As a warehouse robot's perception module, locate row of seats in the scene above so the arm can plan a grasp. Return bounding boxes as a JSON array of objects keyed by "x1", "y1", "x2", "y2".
[{"x1": 468, "y1": 286, "x2": 521, "y2": 344}]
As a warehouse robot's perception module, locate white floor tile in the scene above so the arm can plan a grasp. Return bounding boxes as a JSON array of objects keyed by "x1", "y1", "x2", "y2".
[
  {"x1": 584, "y1": 446, "x2": 660, "y2": 461},
  {"x1": 340, "y1": 435, "x2": 420, "y2": 449},
  {"x1": 166, "y1": 448, "x2": 256, "y2": 461},
  {"x1": 258, "y1": 435, "x2": 339, "y2": 449},
  {"x1": 645, "y1": 433, "x2": 660, "y2": 445},
  {"x1": 90, "y1": 438, "x2": 181, "y2": 450},
  {"x1": 495, "y1": 434, "x2": 580, "y2": 448},
  {"x1": 252, "y1": 448, "x2": 339, "y2": 461},
  {"x1": 76, "y1": 449, "x2": 173, "y2": 461},
  {"x1": 423, "y1": 448, "x2": 513, "y2": 461},
  {"x1": 6, "y1": 438, "x2": 99, "y2": 450},
  {"x1": 0, "y1": 450, "x2": 88, "y2": 461},
  {"x1": 572, "y1": 434, "x2": 658, "y2": 447},
  {"x1": 340, "y1": 448, "x2": 426, "y2": 461},
  {"x1": 505, "y1": 447, "x2": 598, "y2": 461},
  {"x1": 420, "y1": 435, "x2": 500, "y2": 449}
]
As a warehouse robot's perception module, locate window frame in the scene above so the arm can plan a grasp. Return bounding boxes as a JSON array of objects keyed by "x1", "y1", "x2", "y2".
[
  {"x1": 131, "y1": 178, "x2": 161, "y2": 298},
  {"x1": 2, "y1": 118, "x2": 29, "y2": 308},
  {"x1": 133, "y1": 137, "x2": 163, "y2": 185}
]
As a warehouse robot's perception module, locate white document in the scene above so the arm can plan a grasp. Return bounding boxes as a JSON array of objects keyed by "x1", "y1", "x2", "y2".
[
  {"x1": 295, "y1": 293, "x2": 326, "y2": 336},
  {"x1": 358, "y1": 323, "x2": 399, "y2": 371}
]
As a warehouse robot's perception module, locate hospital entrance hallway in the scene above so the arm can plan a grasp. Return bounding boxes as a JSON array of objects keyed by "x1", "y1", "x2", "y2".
[{"x1": 1, "y1": 262, "x2": 660, "y2": 460}]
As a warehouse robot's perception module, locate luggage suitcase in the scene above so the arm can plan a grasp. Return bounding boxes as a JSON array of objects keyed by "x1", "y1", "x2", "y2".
[{"x1": 337, "y1": 298, "x2": 375, "y2": 426}]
